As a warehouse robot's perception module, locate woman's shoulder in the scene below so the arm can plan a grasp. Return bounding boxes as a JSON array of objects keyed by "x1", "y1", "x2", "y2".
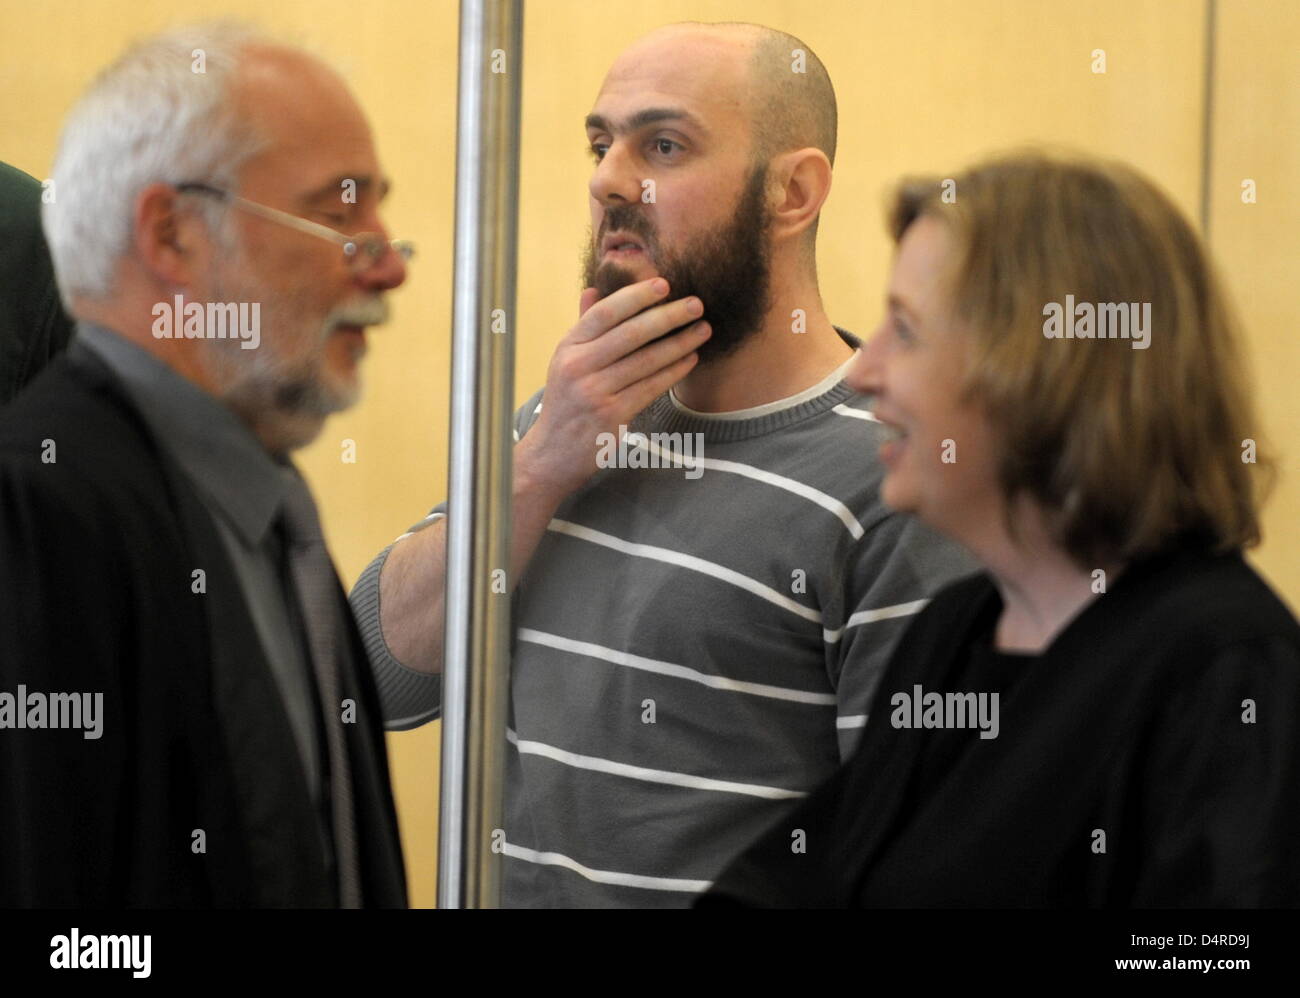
[
  {"x1": 919, "y1": 569, "x2": 999, "y2": 617},
  {"x1": 1039, "y1": 543, "x2": 1300, "y2": 697},
  {"x1": 1120, "y1": 545, "x2": 1299, "y2": 649},
  {"x1": 897, "y1": 542, "x2": 1300, "y2": 673}
]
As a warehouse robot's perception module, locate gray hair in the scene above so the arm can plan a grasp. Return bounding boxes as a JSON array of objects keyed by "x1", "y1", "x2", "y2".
[{"x1": 42, "y1": 21, "x2": 269, "y2": 310}]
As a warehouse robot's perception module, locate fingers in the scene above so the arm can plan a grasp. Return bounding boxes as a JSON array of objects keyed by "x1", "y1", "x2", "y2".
[
  {"x1": 617, "y1": 350, "x2": 702, "y2": 415},
  {"x1": 569, "y1": 278, "x2": 670, "y2": 344},
  {"x1": 600, "y1": 320, "x2": 711, "y2": 396},
  {"x1": 584, "y1": 294, "x2": 705, "y2": 370}
]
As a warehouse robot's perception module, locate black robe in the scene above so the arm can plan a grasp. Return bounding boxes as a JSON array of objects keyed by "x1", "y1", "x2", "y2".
[
  {"x1": 702, "y1": 543, "x2": 1300, "y2": 907},
  {"x1": 0, "y1": 161, "x2": 74, "y2": 406},
  {"x1": 0, "y1": 343, "x2": 406, "y2": 906}
]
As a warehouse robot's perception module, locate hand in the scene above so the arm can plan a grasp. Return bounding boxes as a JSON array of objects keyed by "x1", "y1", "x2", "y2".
[{"x1": 517, "y1": 278, "x2": 711, "y2": 497}]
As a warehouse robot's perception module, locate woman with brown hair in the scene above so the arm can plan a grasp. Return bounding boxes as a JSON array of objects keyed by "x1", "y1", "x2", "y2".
[{"x1": 702, "y1": 153, "x2": 1300, "y2": 907}]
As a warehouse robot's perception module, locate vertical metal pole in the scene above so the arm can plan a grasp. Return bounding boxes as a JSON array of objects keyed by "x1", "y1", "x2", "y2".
[
  {"x1": 439, "y1": 0, "x2": 523, "y2": 909},
  {"x1": 1198, "y1": 0, "x2": 1218, "y2": 238}
]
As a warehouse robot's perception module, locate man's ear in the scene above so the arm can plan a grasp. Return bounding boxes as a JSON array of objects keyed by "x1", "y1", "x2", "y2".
[
  {"x1": 769, "y1": 148, "x2": 832, "y2": 245},
  {"x1": 133, "y1": 182, "x2": 208, "y2": 287}
]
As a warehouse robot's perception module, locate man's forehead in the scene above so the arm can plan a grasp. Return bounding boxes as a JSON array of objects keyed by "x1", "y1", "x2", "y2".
[
  {"x1": 232, "y1": 46, "x2": 380, "y2": 193},
  {"x1": 590, "y1": 29, "x2": 752, "y2": 129},
  {"x1": 237, "y1": 51, "x2": 366, "y2": 138}
]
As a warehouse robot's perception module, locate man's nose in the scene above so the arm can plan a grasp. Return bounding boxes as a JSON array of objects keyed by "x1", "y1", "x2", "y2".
[
  {"x1": 588, "y1": 142, "x2": 641, "y2": 205},
  {"x1": 355, "y1": 228, "x2": 407, "y2": 292},
  {"x1": 361, "y1": 247, "x2": 406, "y2": 292}
]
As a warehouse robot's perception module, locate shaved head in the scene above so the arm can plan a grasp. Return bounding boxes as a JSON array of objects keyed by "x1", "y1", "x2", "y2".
[
  {"x1": 584, "y1": 20, "x2": 837, "y2": 343},
  {"x1": 665, "y1": 22, "x2": 837, "y2": 169},
  {"x1": 616, "y1": 22, "x2": 836, "y2": 256}
]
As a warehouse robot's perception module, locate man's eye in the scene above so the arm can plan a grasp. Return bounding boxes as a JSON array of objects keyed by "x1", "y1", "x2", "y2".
[
  {"x1": 652, "y1": 138, "x2": 681, "y2": 157},
  {"x1": 588, "y1": 143, "x2": 608, "y2": 161}
]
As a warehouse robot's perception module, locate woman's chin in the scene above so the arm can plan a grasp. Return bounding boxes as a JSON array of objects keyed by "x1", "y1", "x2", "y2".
[{"x1": 879, "y1": 476, "x2": 918, "y2": 515}]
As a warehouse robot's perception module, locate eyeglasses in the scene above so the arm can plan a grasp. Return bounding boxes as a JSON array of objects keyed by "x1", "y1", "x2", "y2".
[{"x1": 175, "y1": 182, "x2": 415, "y2": 274}]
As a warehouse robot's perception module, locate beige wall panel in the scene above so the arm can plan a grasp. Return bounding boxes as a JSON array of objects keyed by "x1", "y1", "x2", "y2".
[{"x1": 1208, "y1": 0, "x2": 1299, "y2": 612}]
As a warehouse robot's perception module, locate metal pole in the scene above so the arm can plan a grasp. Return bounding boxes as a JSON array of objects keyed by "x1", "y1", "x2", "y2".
[{"x1": 438, "y1": 0, "x2": 523, "y2": 909}]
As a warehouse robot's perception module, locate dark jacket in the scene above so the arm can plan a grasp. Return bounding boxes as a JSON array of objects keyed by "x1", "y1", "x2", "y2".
[
  {"x1": 0, "y1": 343, "x2": 407, "y2": 906},
  {"x1": 0, "y1": 161, "x2": 74, "y2": 405},
  {"x1": 703, "y1": 542, "x2": 1300, "y2": 907}
]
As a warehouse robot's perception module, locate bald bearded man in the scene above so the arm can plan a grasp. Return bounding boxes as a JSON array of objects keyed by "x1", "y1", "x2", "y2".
[{"x1": 352, "y1": 22, "x2": 975, "y2": 907}]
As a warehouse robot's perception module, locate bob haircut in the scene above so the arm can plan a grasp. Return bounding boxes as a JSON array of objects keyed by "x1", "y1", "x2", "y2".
[{"x1": 888, "y1": 152, "x2": 1272, "y2": 568}]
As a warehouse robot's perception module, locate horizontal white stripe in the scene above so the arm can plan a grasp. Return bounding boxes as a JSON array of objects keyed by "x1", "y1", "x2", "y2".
[
  {"x1": 548, "y1": 519, "x2": 822, "y2": 626},
  {"x1": 395, "y1": 510, "x2": 446, "y2": 543},
  {"x1": 823, "y1": 598, "x2": 929, "y2": 644},
  {"x1": 518, "y1": 628, "x2": 836, "y2": 705},
  {"x1": 507, "y1": 728, "x2": 808, "y2": 799},
  {"x1": 634, "y1": 436, "x2": 863, "y2": 540},
  {"x1": 832, "y1": 403, "x2": 882, "y2": 423},
  {"x1": 501, "y1": 841, "x2": 711, "y2": 894},
  {"x1": 836, "y1": 714, "x2": 868, "y2": 729}
]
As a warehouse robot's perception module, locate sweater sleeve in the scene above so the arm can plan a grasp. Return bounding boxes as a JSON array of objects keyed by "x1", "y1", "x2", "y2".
[
  {"x1": 348, "y1": 389, "x2": 546, "y2": 729},
  {"x1": 348, "y1": 509, "x2": 447, "y2": 730},
  {"x1": 828, "y1": 511, "x2": 978, "y2": 759}
]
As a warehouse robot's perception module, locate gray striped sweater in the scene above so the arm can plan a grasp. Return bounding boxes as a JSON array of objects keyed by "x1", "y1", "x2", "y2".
[{"x1": 350, "y1": 339, "x2": 977, "y2": 907}]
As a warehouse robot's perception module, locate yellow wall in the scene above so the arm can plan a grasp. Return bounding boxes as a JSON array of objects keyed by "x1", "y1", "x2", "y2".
[
  {"x1": 1209, "y1": 1, "x2": 1300, "y2": 612},
  {"x1": 1, "y1": 0, "x2": 1294, "y2": 907}
]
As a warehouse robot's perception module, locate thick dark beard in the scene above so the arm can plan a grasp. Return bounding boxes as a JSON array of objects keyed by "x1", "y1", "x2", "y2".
[{"x1": 581, "y1": 163, "x2": 773, "y2": 364}]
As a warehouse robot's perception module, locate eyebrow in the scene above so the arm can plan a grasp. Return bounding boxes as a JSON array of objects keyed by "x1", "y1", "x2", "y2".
[
  {"x1": 299, "y1": 174, "x2": 391, "y2": 205},
  {"x1": 584, "y1": 107, "x2": 708, "y2": 136}
]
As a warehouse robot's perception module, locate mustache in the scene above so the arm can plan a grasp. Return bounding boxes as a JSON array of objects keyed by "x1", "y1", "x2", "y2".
[
  {"x1": 598, "y1": 205, "x2": 657, "y2": 250},
  {"x1": 324, "y1": 297, "x2": 389, "y2": 334}
]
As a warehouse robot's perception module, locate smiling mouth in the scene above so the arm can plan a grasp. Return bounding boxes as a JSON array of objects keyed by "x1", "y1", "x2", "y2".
[
  {"x1": 867, "y1": 407, "x2": 906, "y2": 440},
  {"x1": 872, "y1": 415, "x2": 908, "y2": 464}
]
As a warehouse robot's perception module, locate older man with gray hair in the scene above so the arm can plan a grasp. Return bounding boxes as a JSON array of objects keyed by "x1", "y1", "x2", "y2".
[{"x1": 0, "y1": 23, "x2": 408, "y2": 906}]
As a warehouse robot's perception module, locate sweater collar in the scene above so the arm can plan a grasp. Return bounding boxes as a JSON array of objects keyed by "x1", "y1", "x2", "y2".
[{"x1": 640, "y1": 326, "x2": 865, "y2": 443}]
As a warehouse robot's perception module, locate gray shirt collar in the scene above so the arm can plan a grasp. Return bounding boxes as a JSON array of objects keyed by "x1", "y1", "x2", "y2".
[{"x1": 75, "y1": 321, "x2": 293, "y2": 548}]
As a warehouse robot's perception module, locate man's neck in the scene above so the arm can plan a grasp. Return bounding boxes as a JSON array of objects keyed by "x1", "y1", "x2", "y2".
[
  {"x1": 670, "y1": 295, "x2": 855, "y2": 413},
  {"x1": 79, "y1": 302, "x2": 221, "y2": 395},
  {"x1": 77, "y1": 303, "x2": 301, "y2": 457}
]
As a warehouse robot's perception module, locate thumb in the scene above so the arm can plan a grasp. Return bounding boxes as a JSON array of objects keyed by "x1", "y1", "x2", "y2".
[{"x1": 578, "y1": 287, "x2": 600, "y2": 318}]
